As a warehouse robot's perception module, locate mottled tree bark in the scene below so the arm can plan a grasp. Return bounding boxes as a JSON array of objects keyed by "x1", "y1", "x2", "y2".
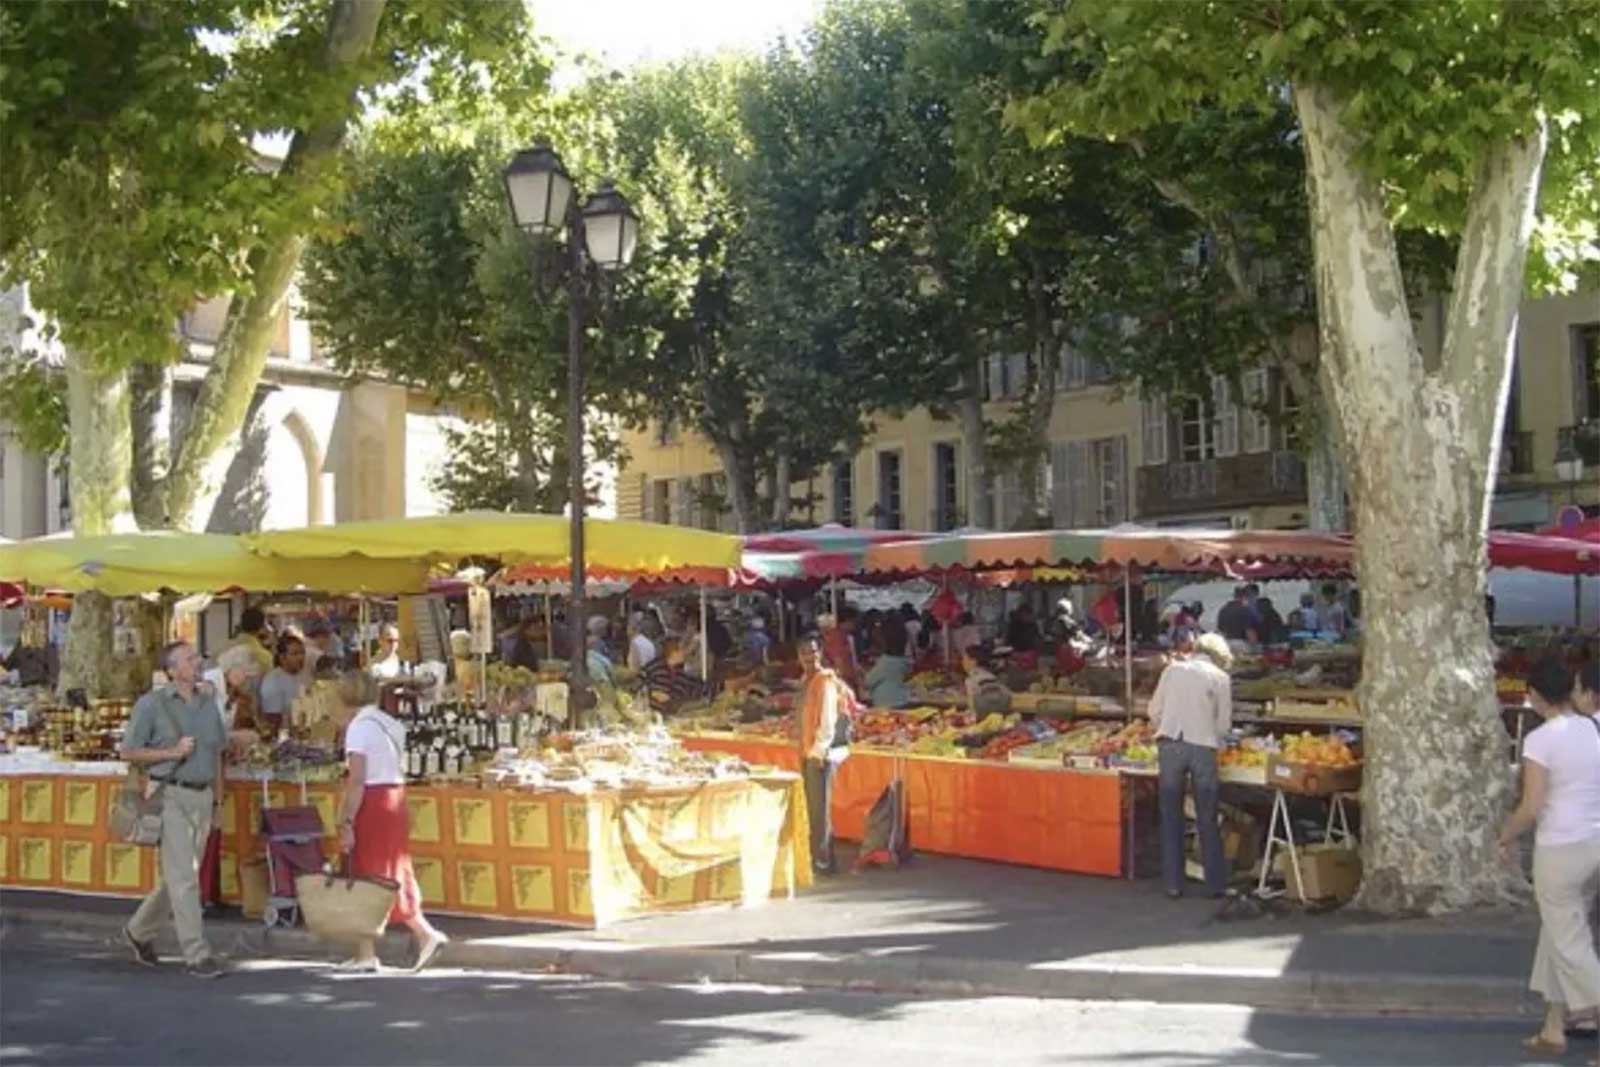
[
  {"x1": 163, "y1": 0, "x2": 386, "y2": 530},
  {"x1": 58, "y1": 355, "x2": 136, "y2": 698},
  {"x1": 128, "y1": 361, "x2": 171, "y2": 529},
  {"x1": 1296, "y1": 81, "x2": 1545, "y2": 913}
]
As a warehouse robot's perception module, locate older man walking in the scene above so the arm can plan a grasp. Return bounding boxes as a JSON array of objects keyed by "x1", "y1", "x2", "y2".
[{"x1": 120, "y1": 642, "x2": 228, "y2": 978}]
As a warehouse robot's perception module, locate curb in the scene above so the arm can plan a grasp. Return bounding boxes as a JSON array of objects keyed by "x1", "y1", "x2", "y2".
[{"x1": 1, "y1": 905, "x2": 1537, "y2": 1020}]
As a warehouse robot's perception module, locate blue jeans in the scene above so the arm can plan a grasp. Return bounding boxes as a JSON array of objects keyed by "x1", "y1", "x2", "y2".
[{"x1": 1158, "y1": 739, "x2": 1227, "y2": 896}]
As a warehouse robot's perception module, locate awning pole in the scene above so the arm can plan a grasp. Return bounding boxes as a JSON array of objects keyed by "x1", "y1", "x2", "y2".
[
  {"x1": 830, "y1": 575, "x2": 839, "y2": 617},
  {"x1": 777, "y1": 590, "x2": 787, "y2": 641},
  {"x1": 545, "y1": 594, "x2": 554, "y2": 660},
  {"x1": 1123, "y1": 568, "x2": 1134, "y2": 717},
  {"x1": 699, "y1": 585, "x2": 710, "y2": 680}
]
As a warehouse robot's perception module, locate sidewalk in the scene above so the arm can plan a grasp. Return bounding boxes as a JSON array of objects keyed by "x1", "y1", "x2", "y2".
[{"x1": 0, "y1": 847, "x2": 1541, "y2": 1020}]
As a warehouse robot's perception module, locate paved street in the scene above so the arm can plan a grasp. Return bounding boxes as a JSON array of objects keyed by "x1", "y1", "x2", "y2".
[{"x1": 0, "y1": 938, "x2": 1574, "y2": 1067}]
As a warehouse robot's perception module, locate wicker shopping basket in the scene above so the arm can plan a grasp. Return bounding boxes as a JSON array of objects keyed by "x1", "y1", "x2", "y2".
[{"x1": 295, "y1": 859, "x2": 398, "y2": 945}]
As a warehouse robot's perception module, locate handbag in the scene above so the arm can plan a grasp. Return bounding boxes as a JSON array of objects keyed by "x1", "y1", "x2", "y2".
[
  {"x1": 107, "y1": 701, "x2": 184, "y2": 847},
  {"x1": 296, "y1": 856, "x2": 399, "y2": 945}
]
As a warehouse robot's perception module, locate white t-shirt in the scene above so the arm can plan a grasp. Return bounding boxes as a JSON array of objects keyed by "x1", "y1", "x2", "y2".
[
  {"x1": 1522, "y1": 714, "x2": 1600, "y2": 846},
  {"x1": 345, "y1": 706, "x2": 406, "y2": 786},
  {"x1": 369, "y1": 653, "x2": 404, "y2": 680},
  {"x1": 628, "y1": 634, "x2": 657, "y2": 670}
]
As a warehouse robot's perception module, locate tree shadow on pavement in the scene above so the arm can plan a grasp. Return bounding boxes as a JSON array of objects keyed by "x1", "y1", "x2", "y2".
[{"x1": 0, "y1": 941, "x2": 920, "y2": 1067}]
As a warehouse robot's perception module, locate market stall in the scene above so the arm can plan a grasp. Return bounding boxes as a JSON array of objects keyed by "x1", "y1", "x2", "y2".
[
  {"x1": 0, "y1": 743, "x2": 809, "y2": 927},
  {"x1": 0, "y1": 519, "x2": 816, "y2": 927}
]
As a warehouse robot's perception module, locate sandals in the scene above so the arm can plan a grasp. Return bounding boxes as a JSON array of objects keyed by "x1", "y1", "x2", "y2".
[
  {"x1": 335, "y1": 956, "x2": 381, "y2": 974},
  {"x1": 1521, "y1": 1034, "x2": 1567, "y2": 1057},
  {"x1": 411, "y1": 932, "x2": 448, "y2": 974}
]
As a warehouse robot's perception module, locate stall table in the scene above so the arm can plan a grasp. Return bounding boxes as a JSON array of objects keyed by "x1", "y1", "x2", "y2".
[
  {"x1": 0, "y1": 762, "x2": 810, "y2": 929},
  {"x1": 679, "y1": 734, "x2": 1122, "y2": 877}
]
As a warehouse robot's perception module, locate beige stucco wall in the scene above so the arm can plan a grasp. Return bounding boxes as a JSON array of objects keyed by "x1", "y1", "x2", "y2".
[{"x1": 620, "y1": 290, "x2": 1597, "y2": 531}]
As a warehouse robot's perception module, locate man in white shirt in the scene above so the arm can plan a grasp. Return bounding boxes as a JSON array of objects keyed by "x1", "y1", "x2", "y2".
[{"x1": 1148, "y1": 629, "x2": 1234, "y2": 899}]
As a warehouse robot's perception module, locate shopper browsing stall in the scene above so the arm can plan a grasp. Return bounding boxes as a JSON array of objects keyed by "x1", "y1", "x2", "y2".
[
  {"x1": 369, "y1": 623, "x2": 405, "y2": 680},
  {"x1": 1148, "y1": 629, "x2": 1233, "y2": 899},
  {"x1": 334, "y1": 670, "x2": 447, "y2": 974},
  {"x1": 962, "y1": 646, "x2": 1010, "y2": 714},
  {"x1": 1499, "y1": 658, "x2": 1600, "y2": 1064},
  {"x1": 229, "y1": 607, "x2": 275, "y2": 676},
  {"x1": 797, "y1": 634, "x2": 851, "y2": 876},
  {"x1": 863, "y1": 626, "x2": 912, "y2": 709}
]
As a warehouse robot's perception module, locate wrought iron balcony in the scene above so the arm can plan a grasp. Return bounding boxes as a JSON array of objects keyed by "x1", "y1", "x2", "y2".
[
  {"x1": 1136, "y1": 450, "x2": 1306, "y2": 517},
  {"x1": 1558, "y1": 422, "x2": 1600, "y2": 467}
]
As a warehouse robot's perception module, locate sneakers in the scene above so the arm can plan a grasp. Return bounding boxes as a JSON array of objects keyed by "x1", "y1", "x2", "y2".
[
  {"x1": 186, "y1": 957, "x2": 226, "y2": 980},
  {"x1": 121, "y1": 926, "x2": 158, "y2": 968}
]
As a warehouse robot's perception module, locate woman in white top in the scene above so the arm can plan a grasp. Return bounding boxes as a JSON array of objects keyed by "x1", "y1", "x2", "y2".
[
  {"x1": 626, "y1": 615, "x2": 657, "y2": 670},
  {"x1": 334, "y1": 671, "x2": 445, "y2": 974},
  {"x1": 368, "y1": 623, "x2": 404, "y2": 680},
  {"x1": 1499, "y1": 657, "x2": 1600, "y2": 1064}
]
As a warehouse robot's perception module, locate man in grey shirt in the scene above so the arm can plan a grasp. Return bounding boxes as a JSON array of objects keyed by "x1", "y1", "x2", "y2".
[
  {"x1": 258, "y1": 634, "x2": 307, "y2": 734},
  {"x1": 121, "y1": 641, "x2": 227, "y2": 978}
]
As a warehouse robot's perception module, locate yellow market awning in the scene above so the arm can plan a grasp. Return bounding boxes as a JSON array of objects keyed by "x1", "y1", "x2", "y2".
[
  {"x1": 0, "y1": 531, "x2": 431, "y2": 597},
  {"x1": 243, "y1": 512, "x2": 743, "y2": 575}
]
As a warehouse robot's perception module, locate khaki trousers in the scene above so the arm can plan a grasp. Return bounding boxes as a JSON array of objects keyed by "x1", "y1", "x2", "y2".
[
  {"x1": 1530, "y1": 837, "x2": 1600, "y2": 1012},
  {"x1": 128, "y1": 785, "x2": 214, "y2": 965}
]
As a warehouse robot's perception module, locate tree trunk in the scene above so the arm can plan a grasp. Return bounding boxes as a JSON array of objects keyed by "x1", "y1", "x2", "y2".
[
  {"x1": 129, "y1": 360, "x2": 172, "y2": 529},
  {"x1": 514, "y1": 437, "x2": 544, "y2": 512},
  {"x1": 1013, "y1": 336, "x2": 1060, "y2": 529},
  {"x1": 1295, "y1": 80, "x2": 1546, "y2": 914},
  {"x1": 710, "y1": 435, "x2": 760, "y2": 534},
  {"x1": 1303, "y1": 421, "x2": 1347, "y2": 532},
  {"x1": 59, "y1": 354, "x2": 136, "y2": 698},
  {"x1": 959, "y1": 362, "x2": 991, "y2": 529},
  {"x1": 162, "y1": 0, "x2": 387, "y2": 530},
  {"x1": 770, "y1": 450, "x2": 792, "y2": 529}
]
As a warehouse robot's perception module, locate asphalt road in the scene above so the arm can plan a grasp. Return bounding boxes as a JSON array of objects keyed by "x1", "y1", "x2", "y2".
[{"x1": 0, "y1": 939, "x2": 1581, "y2": 1067}]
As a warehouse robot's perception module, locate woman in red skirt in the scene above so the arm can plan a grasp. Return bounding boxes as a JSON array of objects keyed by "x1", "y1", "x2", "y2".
[{"x1": 334, "y1": 671, "x2": 446, "y2": 973}]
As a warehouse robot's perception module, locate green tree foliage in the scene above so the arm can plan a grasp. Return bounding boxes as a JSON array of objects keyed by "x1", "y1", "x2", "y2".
[
  {"x1": 301, "y1": 135, "x2": 629, "y2": 515},
  {"x1": 0, "y1": 0, "x2": 548, "y2": 528}
]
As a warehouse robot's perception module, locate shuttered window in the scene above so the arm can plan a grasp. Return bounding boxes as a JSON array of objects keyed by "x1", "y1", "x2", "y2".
[
  {"x1": 1141, "y1": 393, "x2": 1169, "y2": 466},
  {"x1": 1212, "y1": 374, "x2": 1239, "y2": 458},
  {"x1": 1050, "y1": 436, "x2": 1128, "y2": 526},
  {"x1": 1240, "y1": 368, "x2": 1272, "y2": 454}
]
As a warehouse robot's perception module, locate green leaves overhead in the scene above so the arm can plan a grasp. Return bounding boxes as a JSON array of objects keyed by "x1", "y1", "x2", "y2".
[
  {"x1": 1013, "y1": 0, "x2": 1600, "y2": 291},
  {"x1": 0, "y1": 0, "x2": 545, "y2": 374}
]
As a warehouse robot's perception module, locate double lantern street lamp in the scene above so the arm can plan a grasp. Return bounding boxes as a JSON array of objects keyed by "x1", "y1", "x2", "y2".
[{"x1": 503, "y1": 145, "x2": 641, "y2": 701}]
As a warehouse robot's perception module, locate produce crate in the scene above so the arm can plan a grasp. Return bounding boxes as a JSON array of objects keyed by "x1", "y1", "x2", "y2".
[
  {"x1": 1266, "y1": 754, "x2": 1362, "y2": 796},
  {"x1": 1272, "y1": 698, "x2": 1361, "y2": 723},
  {"x1": 1219, "y1": 763, "x2": 1268, "y2": 786}
]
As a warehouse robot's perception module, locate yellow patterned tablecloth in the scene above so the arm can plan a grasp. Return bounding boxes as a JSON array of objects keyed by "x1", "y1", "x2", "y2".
[{"x1": 0, "y1": 772, "x2": 810, "y2": 928}]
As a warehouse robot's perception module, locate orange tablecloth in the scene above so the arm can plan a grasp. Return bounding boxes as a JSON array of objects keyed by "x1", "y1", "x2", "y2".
[{"x1": 680, "y1": 735, "x2": 1122, "y2": 876}]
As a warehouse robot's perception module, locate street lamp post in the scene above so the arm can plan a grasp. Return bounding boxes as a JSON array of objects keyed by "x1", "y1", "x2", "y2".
[
  {"x1": 503, "y1": 146, "x2": 641, "y2": 707},
  {"x1": 1553, "y1": 441, "x2": 1586, "y2": 627}
]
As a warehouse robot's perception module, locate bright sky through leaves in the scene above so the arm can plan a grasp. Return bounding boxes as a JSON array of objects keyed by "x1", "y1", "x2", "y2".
[{"x1": 530, "y1": 0, "x2": 821, "y2": 71}]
